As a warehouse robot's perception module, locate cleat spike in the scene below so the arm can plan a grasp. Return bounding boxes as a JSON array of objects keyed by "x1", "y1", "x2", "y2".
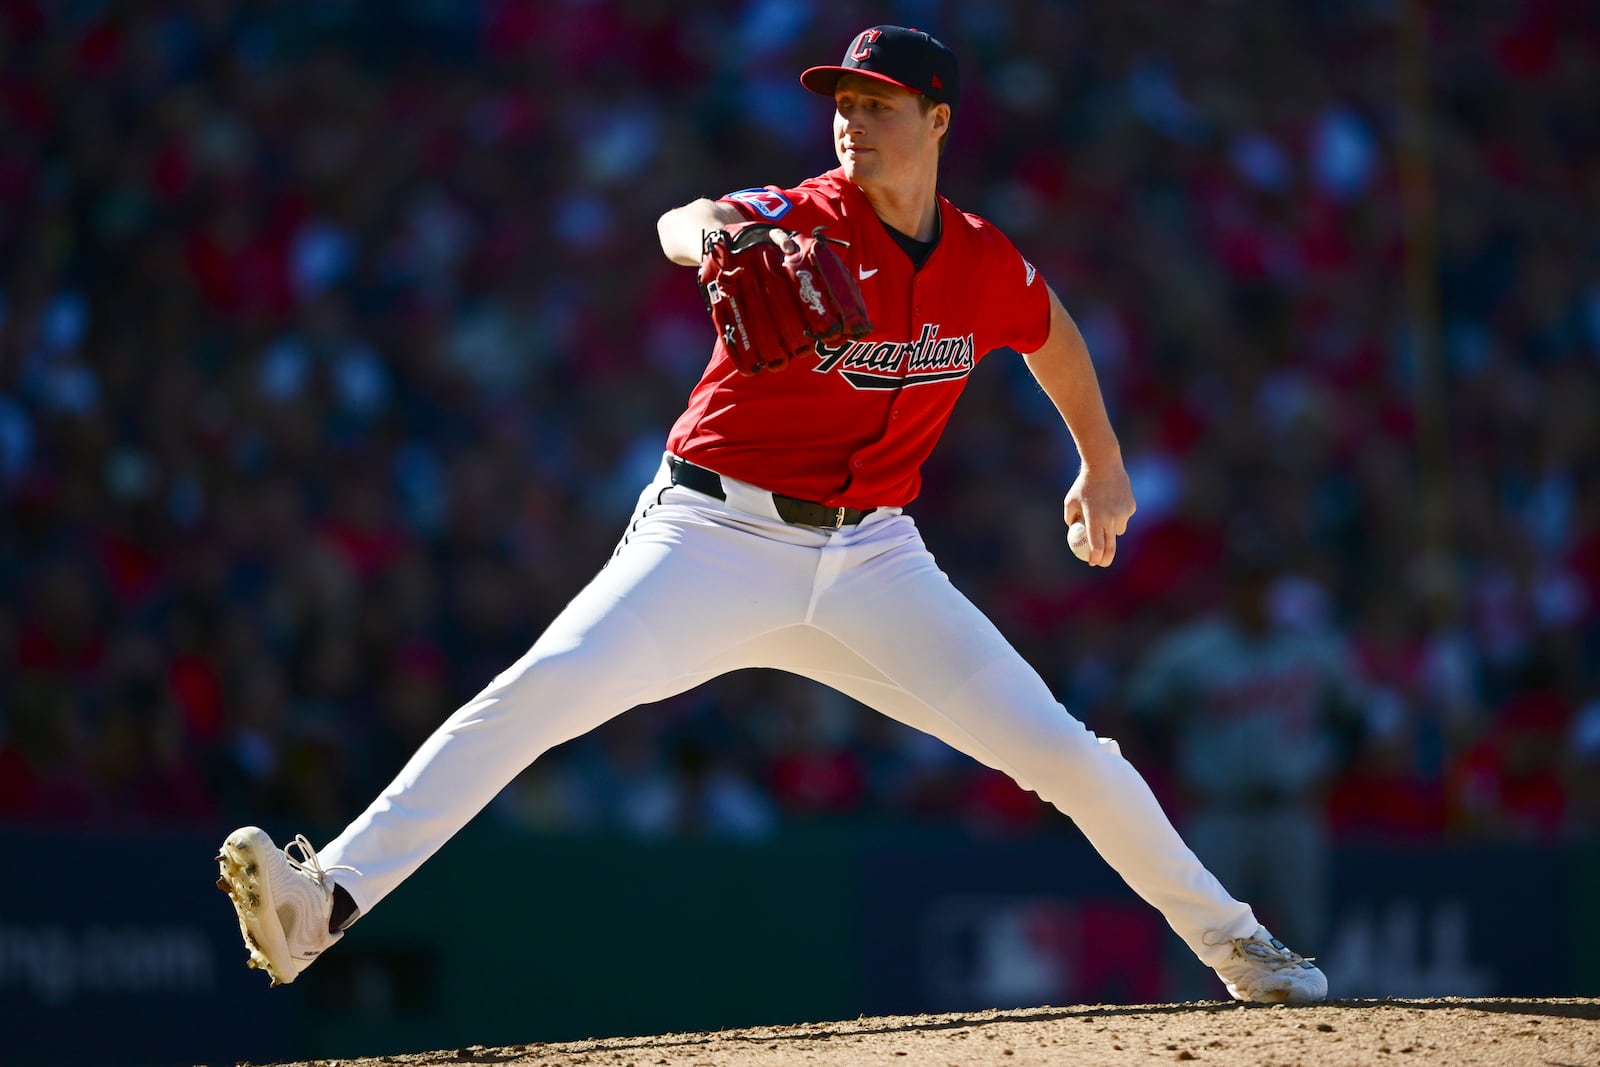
[{"x1": 216, "y1": 826, "x2": 347, "y2": 988}]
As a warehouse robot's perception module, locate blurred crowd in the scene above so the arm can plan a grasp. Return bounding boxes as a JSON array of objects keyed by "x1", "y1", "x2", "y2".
[{"x1": 2, "y1": 0, "x2": 1597, "y2": 852}]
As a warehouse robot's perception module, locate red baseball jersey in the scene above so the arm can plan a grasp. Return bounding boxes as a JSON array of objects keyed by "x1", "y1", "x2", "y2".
[{"x1": 666, "y1": 168, "x2": 1052, "y2": 509}]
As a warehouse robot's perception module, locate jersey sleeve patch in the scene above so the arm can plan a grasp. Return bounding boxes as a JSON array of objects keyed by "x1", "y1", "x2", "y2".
[{"x1": 723, "y1": 187, "x2": 794, "y2": 220}]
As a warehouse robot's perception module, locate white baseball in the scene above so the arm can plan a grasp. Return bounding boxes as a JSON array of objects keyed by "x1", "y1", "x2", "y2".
[{"x1": 1068, "y1": 521, "x2": 1091, "y2": 562}]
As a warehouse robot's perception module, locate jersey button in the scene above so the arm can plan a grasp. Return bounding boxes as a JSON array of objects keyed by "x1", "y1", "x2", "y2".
[{"x1": 853, "y1": 459, "x2": 863, "y2": 469}]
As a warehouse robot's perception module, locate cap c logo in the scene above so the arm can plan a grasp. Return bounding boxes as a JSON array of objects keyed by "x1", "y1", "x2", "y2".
[{"x1": 851, "y1": 28, "x2": 882, "y2": 61}]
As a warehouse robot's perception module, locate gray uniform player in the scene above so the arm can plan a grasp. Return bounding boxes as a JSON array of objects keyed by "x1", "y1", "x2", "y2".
[{"x1": 1130, "y1": 561, "x2": 1365, "y2": 950}]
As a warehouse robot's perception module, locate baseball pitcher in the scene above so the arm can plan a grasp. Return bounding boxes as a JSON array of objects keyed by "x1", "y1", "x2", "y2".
[{"x1": 217, "y1": 25, "x2": 1327, "y2": 1006}]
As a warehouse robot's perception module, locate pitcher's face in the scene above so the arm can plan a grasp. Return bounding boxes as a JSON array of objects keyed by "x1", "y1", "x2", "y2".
[{"x1": 832, "y1": 74, "x2": 946, "y2": 189}]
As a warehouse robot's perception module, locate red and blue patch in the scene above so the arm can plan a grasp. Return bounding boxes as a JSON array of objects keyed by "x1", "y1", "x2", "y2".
[{"x1": 723, "y1": 187, "x2": 793, "y2": 220}]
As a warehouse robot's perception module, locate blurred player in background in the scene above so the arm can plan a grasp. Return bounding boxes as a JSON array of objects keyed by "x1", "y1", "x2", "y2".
[{"x1": 1129, "y1": 550, "x2": 1367, "y2": 951}]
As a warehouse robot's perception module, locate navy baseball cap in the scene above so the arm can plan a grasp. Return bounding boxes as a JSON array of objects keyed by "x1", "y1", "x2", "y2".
[{"x1": 801, "y1": 25, "x2": 960, "y2": 108}]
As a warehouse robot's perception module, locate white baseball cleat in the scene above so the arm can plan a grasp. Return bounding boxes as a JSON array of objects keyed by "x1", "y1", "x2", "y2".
[
  {"x1": 215, "y1": 826, "x2": 355, "y2": 986},
  {"x1": 1210, "y1": 925, "x2": 1328, "y2": 1004}
]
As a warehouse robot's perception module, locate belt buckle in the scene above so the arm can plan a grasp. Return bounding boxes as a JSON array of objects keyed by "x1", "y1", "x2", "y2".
[{"x1": 830, "y1": 506, "x2": 846, "y2": 529}]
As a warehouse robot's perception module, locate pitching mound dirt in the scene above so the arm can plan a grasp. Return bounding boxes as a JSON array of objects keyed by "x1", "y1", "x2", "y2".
[{"x1": 261, "y1": 998, "x2": 1600, "y2": 1067}]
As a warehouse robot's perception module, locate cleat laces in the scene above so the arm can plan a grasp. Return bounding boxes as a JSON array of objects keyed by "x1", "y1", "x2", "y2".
[
  {"x1": 1206, "y1": 927, "x2": 1315, "y2": 968},
  {"x1": 283, "y1": 834, "x2": 361, "y2": 886}
]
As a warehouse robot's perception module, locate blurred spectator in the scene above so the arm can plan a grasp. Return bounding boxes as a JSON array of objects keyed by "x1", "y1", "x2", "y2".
[
  {"x1": 1325, "y1": 691, "x2": 1447, "y2": 841},
  {"x1": 1444, "y1": 650, "x2": 1577, "y2": 839}
]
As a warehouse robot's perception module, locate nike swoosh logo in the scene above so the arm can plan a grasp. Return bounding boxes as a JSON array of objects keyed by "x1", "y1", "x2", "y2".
[{"x1": 858, "y1": 267, "x2": 878, "y2": 280}]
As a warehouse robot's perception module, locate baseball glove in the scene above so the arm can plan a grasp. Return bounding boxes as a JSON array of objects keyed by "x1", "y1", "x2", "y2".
[{"x1": 698, "y1": 222, "x2": 873, "y2": 375}]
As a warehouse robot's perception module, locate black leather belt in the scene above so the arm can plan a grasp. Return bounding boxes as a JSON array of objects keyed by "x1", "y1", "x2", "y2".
[{"x1": 668, "y1": 457, "x2": 874, "y2": 529}]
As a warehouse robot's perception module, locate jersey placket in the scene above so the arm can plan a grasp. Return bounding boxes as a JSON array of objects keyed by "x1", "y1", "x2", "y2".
[{"x1": 842, "y1": 222, "x2": 919, "y2": 496}]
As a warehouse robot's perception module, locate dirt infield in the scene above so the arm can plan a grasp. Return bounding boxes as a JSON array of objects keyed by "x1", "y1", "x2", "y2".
[{"x1": 264, "y1": 998, "x2": 1600, "y2": 1067}]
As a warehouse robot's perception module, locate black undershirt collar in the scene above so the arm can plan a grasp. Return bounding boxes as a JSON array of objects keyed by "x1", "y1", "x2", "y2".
[{"x1": 882, "y1": 208, "x2": 942, "y2": 270}]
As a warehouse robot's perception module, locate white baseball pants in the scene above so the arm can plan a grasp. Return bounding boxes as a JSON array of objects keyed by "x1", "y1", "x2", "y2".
[{"x1": 320, "y1": 455, "x2": 1258, "y2": 966}]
